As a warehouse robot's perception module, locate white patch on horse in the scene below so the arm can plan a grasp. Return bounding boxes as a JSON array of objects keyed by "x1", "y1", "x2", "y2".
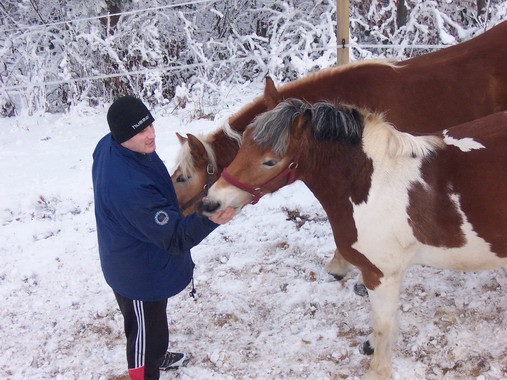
[
  {"x1": 351, "y1": 121, "x2": 432, "y2": 276},
  {"x1": 349, "y1": 119, "x2": 503, "y2": 275},
  {"x1": 412, "y1": 193, "x2": 506, "y2": 271},
  {"x1": 442, "y1": 129, "x2": 485, "y2": 152},
  {"x1": 347, "y1": 121, "x2": 506, "y2": 379},
  {"x1": 362, "y1": 114, "x2": 444, "y2": 161},
  {"x1": 353, "y1": 120, "x2": 504, "y2": 273}
]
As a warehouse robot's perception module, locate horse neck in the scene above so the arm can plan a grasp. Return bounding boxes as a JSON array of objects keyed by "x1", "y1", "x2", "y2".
[
  {"x1": 281, "y1": 64, "x2": 394, "y2": 112},
  {"x1": 211, "y1": 131, "x2": 241, "y2": 173},
  {"x1": 229, "y1": 100, "x2": 266, "y2": 132},
  {"x1": 298, "y1": 140, "x2": 372, "y2": 209},
  {"x1": 227, "y1": 64, "x2": 392, "y2": 132}
]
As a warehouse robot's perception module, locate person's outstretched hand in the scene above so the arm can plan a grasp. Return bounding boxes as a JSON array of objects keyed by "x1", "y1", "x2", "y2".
[{"x1": 208, "y1": 207, "x2": 236, "y2": 225}]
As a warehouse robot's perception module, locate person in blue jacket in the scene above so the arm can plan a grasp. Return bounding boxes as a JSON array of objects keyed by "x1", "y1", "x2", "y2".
[{"x1": 92, "y1": 96, "x2": 234, "y2": 380}]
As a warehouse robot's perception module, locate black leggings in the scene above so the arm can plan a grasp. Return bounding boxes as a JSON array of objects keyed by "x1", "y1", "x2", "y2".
[{"x1": 114, "y1": 292, "x2": 168, "y2": 380}]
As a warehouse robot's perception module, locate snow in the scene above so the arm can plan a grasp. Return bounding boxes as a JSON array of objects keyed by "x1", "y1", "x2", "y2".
[{"x1": 0, "y1": 87, "x2": 506, "y2": 380}]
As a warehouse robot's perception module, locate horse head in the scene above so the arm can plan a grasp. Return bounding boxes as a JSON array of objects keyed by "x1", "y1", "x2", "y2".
[
  {"x1": 171, "y1": 132, "x2": 218, "y2": 215},
  {"x1": 197, "y1": 99, "x2": 365, "y2": 216},
  {"x1": 171, "y1": 77, "x2": 281, "y2": 215}
]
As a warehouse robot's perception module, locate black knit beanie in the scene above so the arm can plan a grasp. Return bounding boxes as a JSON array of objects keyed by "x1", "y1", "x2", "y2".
[{"x1": 107, "y1": 96, "x2": 155, "y2": 143}]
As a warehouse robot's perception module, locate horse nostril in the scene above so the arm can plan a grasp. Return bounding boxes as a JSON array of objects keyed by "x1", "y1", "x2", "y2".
[{"x1": 197, "y1": 198, "x2": 221, "y2": 216}]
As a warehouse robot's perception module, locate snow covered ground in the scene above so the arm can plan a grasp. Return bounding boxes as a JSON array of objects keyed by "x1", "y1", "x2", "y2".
[{"x1": 0, "y1": 85, "x2": 505, "y2": 380}]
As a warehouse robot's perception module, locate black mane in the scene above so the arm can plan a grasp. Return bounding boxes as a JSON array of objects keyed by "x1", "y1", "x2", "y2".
[
  {"x1": 249, "y1": 98, "x2": 364, "y2": 155},
  {"x1": 311, "y1": 102, "x2": 363, "y2": 144}
]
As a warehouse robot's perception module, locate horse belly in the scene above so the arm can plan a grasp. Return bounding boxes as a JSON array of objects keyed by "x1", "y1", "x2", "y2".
[
  {"x1": 411, "y1": 189, "x2": 507, "y2": 271},
  {"x1": 412, "y1": 230, "x2": 507, "y2": 271},
  {"x1": 352, "y1": 195, "x2": 507, "y2": 274}
]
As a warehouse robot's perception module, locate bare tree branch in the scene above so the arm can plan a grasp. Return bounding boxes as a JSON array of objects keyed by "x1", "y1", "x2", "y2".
[{"x1": 29, "y1": 0, "x2": 46, "y2": 24}]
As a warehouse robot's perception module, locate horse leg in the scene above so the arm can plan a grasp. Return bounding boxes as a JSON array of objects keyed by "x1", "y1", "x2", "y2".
[
  {"x1": 326, "y1": 249, "x2": 367, "y2": 296},
  {"x1": 325, "y1": 248, "x2": 353, "y2": 280},
  {"x1": 361, "y1": 272, "x2": 403, "y2": 380}
]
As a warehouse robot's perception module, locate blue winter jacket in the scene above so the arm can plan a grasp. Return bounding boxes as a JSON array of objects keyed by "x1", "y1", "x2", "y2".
[{"x1": 92, "y1": 134, "x2": 218, "y2": 301}]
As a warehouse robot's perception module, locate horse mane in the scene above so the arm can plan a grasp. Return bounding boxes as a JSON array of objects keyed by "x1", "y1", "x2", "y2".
[
  {"x1": 219, "y1": 121, "x2": 242, "y2": 145},
  {"x1": 311, "y1": 102, "x2": 363, "y2": 143},
  {"x1": 176, "y1": 134, "x2": 218, "y2": 177},
  {"x1": 249, "y1": 98, "x2": 364, "y2": 155},
  {"x1": 249, "y1": 99, "x2": 307, "y2": 155},
  {"x1": 176, "y1": 119, "x2": 242, "y2": 176},
  {"x1": 249, "y1": 98, "x2": 444, "y2": 159},
  {"x1": 362, "y1": 113, "x2": 445, "y2": 160}
]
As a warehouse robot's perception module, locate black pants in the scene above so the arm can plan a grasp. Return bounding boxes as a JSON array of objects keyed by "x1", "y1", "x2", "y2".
[{"x1": 114, "y1": 291, "x2": 168, "y2": 380}]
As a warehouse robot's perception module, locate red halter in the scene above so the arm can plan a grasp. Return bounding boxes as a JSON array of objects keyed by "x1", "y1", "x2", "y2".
[{"x1": 220, "y1": 151, "x2": 301, "y2": 204}]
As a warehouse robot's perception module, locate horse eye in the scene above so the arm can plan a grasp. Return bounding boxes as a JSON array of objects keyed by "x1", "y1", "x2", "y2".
[
  {"x1": 176, "y1": 175, "x2": 189, "y2": 183},
  {"x1": 263, "y1": 160, "x2": 278, "y2": 167}
]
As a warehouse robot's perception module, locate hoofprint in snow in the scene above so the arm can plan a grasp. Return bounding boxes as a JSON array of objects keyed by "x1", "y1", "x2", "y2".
[{"x1": 0, "y1": 99, "x2": 505, "y2": 379}]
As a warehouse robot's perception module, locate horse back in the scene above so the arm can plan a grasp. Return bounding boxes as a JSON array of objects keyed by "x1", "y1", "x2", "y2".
[
  {"x1": 408, "y1": 112, "x2": 507, "y2": 265},
  {"x1": 280, "y1": 20, "x2": 507, "y2": 133},
  {"x1": 404, "y1": 19, "x2": 507, "y2": 67}
]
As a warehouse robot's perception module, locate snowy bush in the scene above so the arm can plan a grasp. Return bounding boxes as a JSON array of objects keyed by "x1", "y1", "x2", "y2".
[{"x1": 0, "y1": 0, "x2": 506, "y2": 115}]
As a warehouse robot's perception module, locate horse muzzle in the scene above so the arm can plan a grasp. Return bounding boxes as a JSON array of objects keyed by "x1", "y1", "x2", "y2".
[{"x1": 196, "y1": 197, "x2": 222, "y2": 217}]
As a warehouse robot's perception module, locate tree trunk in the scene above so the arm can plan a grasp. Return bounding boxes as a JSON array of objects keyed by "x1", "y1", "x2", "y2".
[
  {"x1": 396, "y1": 0, "x2": 408, "y2": 28},
  {"x1": 477, "y1": 0, "x2": 487, "y2": 15},
  {"x1": 100, "y1": 3, "x2": 121, "y2": 35}
]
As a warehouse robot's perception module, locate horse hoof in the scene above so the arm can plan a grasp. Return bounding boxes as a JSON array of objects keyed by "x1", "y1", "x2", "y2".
[
  {"x1": 360, "y1": 340, "x2": 374, "y2": 356},
  {"x1": 354, "y1": 283, "x2": 368, "y2": 297}
]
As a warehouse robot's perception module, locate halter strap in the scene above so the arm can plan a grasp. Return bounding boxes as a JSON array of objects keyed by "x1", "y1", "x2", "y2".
[
  {"x1": 179, "y1": 163, "x2": 216, "y2": 213},
  {"x1": 221, "y1": 151, "x2": 301, "y2": 205}
]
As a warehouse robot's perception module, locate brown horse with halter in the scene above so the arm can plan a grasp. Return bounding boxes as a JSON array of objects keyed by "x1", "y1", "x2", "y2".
[
  {"x1": 197, "y1": 99, "x2": 507, "y2": 379},
  {"x1": 171, "y1": 20, "x2": 507, "y2": 282}
]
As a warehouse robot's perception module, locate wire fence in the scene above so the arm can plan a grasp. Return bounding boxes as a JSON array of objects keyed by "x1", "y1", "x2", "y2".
[
  {"x1": 1, "y1": 42, "x2": 454, "y2": 94},
  {"x1": 1, "y1": 0, "x2": 504, "y2": 115},
  {"x1": 0, "y1": 0, "x2": 220, "y2": 34}
]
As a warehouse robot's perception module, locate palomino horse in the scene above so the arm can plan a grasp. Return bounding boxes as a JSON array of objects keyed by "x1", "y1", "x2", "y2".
[
  {"x1": 197, "y1": 100, "x2": 507, "y2": 379},
  {"x1": 171, "y1": 20, "x2": 507, "y2": 281}
]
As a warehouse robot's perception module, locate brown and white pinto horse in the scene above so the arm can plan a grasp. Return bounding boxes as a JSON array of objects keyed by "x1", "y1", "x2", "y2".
[
  {"x1": 171, "y1": 20, "x2": 507, "y2": 281},
  {"x1": 197, "y1": 100, "x2": 507, "y2": 379}
]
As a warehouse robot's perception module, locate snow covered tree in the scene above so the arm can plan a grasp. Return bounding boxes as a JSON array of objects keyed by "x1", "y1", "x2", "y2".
[{"x1": 0, "y1": 0, "x2": 506, "y2": 116}]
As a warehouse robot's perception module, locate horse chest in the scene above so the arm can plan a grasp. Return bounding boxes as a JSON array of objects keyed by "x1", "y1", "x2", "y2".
[{"x1": 349, "y1": 177, "x2": 418, "y2": 273}]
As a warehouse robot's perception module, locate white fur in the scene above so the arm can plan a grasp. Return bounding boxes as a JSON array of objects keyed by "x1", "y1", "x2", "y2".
[
  {"x1": 443, "y1": 129, "x2": 485, "y2": 152},
  {"x1": 176, "y1": 134, "x2": 217, "y2": 178},
  {"x1": 221, "y1": 121, "x2": 243, "y2": 145},
  {"x1": 352, "y1": 121, "x2": 506, "y2": 379}
]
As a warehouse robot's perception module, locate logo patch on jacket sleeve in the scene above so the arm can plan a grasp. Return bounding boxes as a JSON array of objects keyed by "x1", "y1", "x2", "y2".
[{"x1": 155, "y1": 210, "x2": 170, "y2": 225}]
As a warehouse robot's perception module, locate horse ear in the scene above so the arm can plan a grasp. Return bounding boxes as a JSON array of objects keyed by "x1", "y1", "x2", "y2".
[
  {"x1": 176, "y1": 132, "x2": 187, "y2": 145},
  {"x1": 187, "y1": 134, "x2": 207, "y2": 163},
  {"x1": 264, "y1": 76, "x2": 281, "y2": 110}
]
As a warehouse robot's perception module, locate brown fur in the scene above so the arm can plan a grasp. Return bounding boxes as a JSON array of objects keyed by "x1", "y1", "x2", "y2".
[
  {"x1": 172, "y1": 21, "x2": 507, "y2": 280},
  {"x1": 228, "y1": 21, "x2": 507, "y2": 134},
  {"x1": 410, "y1": 112, "x2": 507, "y2": 258},
  {"x1": 206, "y1": 103, "x2": 507, "y2": 379}
]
